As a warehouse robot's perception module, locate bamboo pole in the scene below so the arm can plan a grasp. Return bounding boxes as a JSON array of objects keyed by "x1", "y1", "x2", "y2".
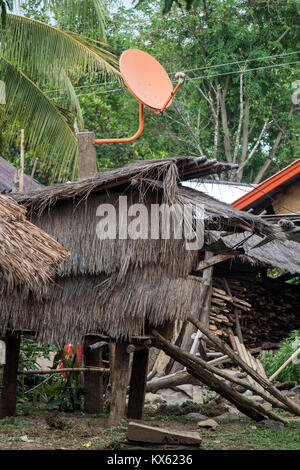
[
  {"x1": 152, "y1": 329, "x2": 288, "y2": 424},
  {"x1": 17, "y1": 367, "x2": 109, "y2": 375},
  {"x1": 19, "y1": 129, "x2": 24, "y2": 192},
  {"x1": 187, "y1": 315, "x2": 300, "y2": 416},
  {"x1": 269, "y1": 347, "x2": 300, "y2": 382}
]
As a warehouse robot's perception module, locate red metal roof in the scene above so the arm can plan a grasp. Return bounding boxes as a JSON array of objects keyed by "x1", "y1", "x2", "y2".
[{"x1": 232, "y1": 159, "x2": 300, "y2": 211}]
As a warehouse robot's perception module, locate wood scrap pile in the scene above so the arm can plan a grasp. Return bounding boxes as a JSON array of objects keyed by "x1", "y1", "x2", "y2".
[
  {"x1": 208, "y1": 277, "x2": 300, "y2": 348},
  {"x1": 150, "y1": 318, "x2": 300, "y2": 424}
]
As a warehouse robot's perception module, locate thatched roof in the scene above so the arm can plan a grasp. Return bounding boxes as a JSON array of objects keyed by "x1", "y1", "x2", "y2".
[
  {"x1": 1, "y1": 156, "x2": 284, "y2": 343},
  {"x1": 12, "y1": 156, "x2": 240, "y2": 211},
  {"x1": 220, "y1": 232, "x2": 300, "y2": 275},
  {"x1": 0, "y1": 195, "x2": 69, "y2": 289}
]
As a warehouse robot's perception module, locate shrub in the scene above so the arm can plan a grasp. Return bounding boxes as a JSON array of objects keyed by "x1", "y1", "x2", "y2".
[{"x1": 262, "y1": 330, "x2": 300, "y2": 384}]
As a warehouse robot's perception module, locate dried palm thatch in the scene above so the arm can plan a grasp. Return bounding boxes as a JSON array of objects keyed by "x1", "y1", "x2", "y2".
[
  {"x1": 0, "y1": 195, "x2": 69, "y2": 290},
  {"x1": 1, "y1": 156, "x2": 284, "y2": 343},
  {"x1": 219, "y1": 232, "x2": 300, "y2": 275}
]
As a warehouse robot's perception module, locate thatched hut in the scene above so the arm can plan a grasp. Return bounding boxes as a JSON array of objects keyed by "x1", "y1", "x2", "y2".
[
  {"x1": 1, "y1": 156, "x2": 284, "y2": 424},
  {"x1": 6, "y1": 157, "x2": 280, "y2": 344},
  {"x1": 0, "y1": 194, "x2": 69, "y2": 419},
  {"x1": 0, "y1": 194, "x2": 69, "y2": 289}
]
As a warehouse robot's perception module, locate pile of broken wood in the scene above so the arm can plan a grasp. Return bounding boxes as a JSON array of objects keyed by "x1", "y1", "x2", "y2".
[{"x1": 146, "y1": 316, "x2": 300, "y2": 425}]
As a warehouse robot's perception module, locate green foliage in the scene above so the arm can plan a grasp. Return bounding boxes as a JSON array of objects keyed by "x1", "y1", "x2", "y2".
[
  {"x1": 262, "y1": 330, "x2": 300, "y2": 384},
  {"x1": 0, "y1": 1, "x2": 119, "y2": 183},
  {"x1": 18, "y1": 338, "x2": 55, "y2": 372}
]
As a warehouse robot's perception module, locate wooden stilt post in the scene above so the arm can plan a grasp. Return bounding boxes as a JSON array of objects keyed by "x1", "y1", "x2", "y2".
[
  {"x1": 0, "y1": 331, "x2": 21, "y2": 418},
  {"x1": 76, "y1": 130, "x2": 97, "y2": 179},
  {"x1": 83, "y1": 336, "x2": 103, "y2": 413},
  {"x1": 127, "y1": 347, "x2": 149, "y2": 420},
  {"x1": 108, "y1": 343, "x2": 130, "y2": 427}
]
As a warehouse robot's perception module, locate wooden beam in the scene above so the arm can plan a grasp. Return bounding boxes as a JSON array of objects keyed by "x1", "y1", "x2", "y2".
[
  {"x1": 152, "y1": 329, "x2": 287, "y2": 423},
  {"x1": 196, "y1": 253, "x2": 235, "y2": 271},
  {"x1": 127, "y1": 348, "x2": 149, "y2": 420},
  {"x1": 83, "y1": 335, "x2": 104, "y2": 414},
  {"x1": 187, "y1": 315, "x2": 300, "y2": 417},
  {"x1": 0, "y1": 331, "x2": 21, "y2": 418},
  {"x1": 108, "y1": 343, "x2": 130, "y2": 427}
]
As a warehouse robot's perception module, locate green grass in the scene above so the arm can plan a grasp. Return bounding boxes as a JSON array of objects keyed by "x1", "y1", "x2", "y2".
[
  {"x1": 198, "y1": 417, "x2": 300, "y2": 450},
  {"x1": 0, "y1": 408, "x2": 299, "y2": 450}
]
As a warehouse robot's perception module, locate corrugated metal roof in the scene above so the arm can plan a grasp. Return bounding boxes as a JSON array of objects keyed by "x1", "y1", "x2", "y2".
[{"x1": 0, "y1": 157, "x2": 42, "y2": 193}]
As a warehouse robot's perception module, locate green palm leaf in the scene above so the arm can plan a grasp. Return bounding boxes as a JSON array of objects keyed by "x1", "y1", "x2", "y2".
[
  {"x1": 2, "y1": 14, "x2": 120, "y2": 83},
  {"x1": 1, "y1": 57, "x2": 78, "y2": 182}
]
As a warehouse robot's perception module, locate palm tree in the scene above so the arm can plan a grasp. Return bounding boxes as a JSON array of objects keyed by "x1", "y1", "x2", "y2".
[{"x1": 0, "y1": 1, "x2": 120, "y2": 183}]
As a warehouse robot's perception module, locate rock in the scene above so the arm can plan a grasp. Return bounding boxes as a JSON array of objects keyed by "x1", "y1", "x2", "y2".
[
  {"x1": 242, "y1": 390, "x2": 253, "y2": 397},
  {"x1": 275, "y1": 381, "x2": 297, "y2": 391},
  {"x1": 145, "y1": 393, "x2": 165, "y2": 405},
  {"x1": 127, "y1": 422, "x2": 201, "y2": 446},
  {"x1": 260, "y1": 419, "x2": 285, "y2": 432},
  {"x1": 291, "y1": 385, "x2": 300, "y2": 395},
  {"x1": 185, "y1": 412, "x2": 208, "y2": 422},
  {"x1": 198, "y1": 419, "x2": 218, "y2": 430},
  {"x1": 192, "y1": 385, "x2": 204, "y2": 404},
  {"x1": 215, "y1": 412, "x2": 240, "y2": 423},
  {"x1": 156, "y1": 388, "x2": 190, "y2": 404}
]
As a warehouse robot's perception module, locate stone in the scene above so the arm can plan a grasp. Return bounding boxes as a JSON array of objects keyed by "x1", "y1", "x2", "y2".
[
  {"x1": 127, "y1": 422, "x2": 201, "y2": 446},
  {"x1": 260, "y1": 419, "x2": 285, "y2": 432},
  {"x1": 198, "y1": 419, "x2": 218, "y2": 430},
  {"x1": 192, "y1": 386, "x2": 204, "y2": 404},
  {"x1": 185, "y1": 412, "x2": 208, "y2": 422},
  {"x1": 291, "y1": 385, "x2": 300, "y2": 395},
  {"x1": 215, "y1": 412, "x2": 240, "y2": 423},
  {"x1": 145, "y1": 393, "x2": 165, "y2": 405}
]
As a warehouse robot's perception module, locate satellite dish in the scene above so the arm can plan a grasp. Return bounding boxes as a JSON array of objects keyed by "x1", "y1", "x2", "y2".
[{"x1": 94, "y1": 49, "x2": 185, "y2": 145}]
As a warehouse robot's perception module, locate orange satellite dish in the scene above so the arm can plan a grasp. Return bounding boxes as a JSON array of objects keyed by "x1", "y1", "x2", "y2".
[
  {"x1": 94, "y1": 49, "x2": 185, "y2": 145},
  {"x1": 120, "y1": 49, "x2": 174, "y2": 111}
]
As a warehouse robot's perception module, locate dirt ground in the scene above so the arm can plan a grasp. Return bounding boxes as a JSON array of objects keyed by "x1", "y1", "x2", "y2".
[{"x1": 0, "y1": 408, "x2": 299, "y2": 451}]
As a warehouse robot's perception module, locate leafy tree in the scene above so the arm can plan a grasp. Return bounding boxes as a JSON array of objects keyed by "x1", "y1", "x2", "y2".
[
  {"x1": 0, "y1": 1, "x2": 119, "y2": 183},
  {"x1": 127, "y1": 0, "x2": 300, "y2": 183}
]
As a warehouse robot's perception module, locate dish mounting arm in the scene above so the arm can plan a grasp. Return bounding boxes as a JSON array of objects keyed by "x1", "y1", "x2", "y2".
[{"x1": 94, "y1": 72, "x2": 185, "y2": 145}]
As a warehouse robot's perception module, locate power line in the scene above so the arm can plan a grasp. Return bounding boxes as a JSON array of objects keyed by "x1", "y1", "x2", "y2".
[
  {"x1": 168, "y1": 50, "x2": 300, "y2": 75},
  {"x1": 45, "y1": 50, "x2": 300, "y2": 94},
  {"x1": 185, "y1": 60, "x2": 300, "y2": 82},
  {"x1": 69, "y1": 60, "x2": 300, "y2": 98}
]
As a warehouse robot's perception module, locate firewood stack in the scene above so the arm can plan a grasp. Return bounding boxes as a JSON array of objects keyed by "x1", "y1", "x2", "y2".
[{"x1": 209, "y1": 276, "x2": 300, "y2": 348}]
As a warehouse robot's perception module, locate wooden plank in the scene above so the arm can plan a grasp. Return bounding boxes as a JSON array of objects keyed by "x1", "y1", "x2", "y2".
[
  {"x1": 108, "y1": 343, "x2": 130, "y2": 427},
  {"x1": 0, "y1": 331, "x2": 21, "y2": 418},
  {"x1": 196, "y1": 254, "x2": 235, "y2": 271},
  {"x1": 127, "y1": 422, "x2": 201, "y2": 446},
  {"x1": 127, "y1": 348, "x2": 149, "y2": 420}
]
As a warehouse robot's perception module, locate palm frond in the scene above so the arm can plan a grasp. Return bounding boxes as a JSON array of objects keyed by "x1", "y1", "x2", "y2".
[
  {"x1": 53, "y1": 68, "x2": 84, "y2": 130},
  {"x1": 2, "y1": 14, "x2": 120, "y2": 84},
  {"x1": 1, "y1": 56, "x2": 78, "y2": 182},
  {"x1": 11, "y1": 1, "x2": 107, "y2": 39}
]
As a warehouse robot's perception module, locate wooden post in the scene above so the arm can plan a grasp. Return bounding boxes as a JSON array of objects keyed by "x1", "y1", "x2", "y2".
[
  {"x1": 76, "y1": 130, "x2": 97, "y2": 179},
  {"x1": 19, "y1": 129, "x2": 24, "y2": 192},
  {"x1": 0, "y1": 331, "x2": 21, "y2": 418},
  {"x1": 127, "y1": 348, "x2": 149, "y2": 420},
  {"x1": 83, "y1": 336, "x2": 103, "y2": 414},
  {"x1": 108, "y1": 343, "x2": 130, "y2": 427}
]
